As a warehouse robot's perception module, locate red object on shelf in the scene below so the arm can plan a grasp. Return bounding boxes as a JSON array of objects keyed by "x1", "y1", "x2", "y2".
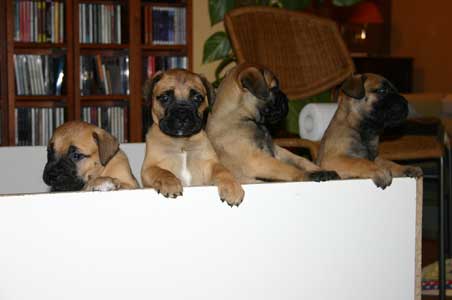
[{"x1": 348, "y1": 1, "x2": 383, "y2": 24}]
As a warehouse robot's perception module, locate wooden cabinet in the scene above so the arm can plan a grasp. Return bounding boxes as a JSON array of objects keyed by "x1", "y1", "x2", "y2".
[{"x1": 0, "y1": 0, "x2": 192, "y2": 146}]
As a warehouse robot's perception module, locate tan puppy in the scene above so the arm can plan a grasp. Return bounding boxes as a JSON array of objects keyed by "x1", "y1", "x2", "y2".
[
  {"x1": 206, "y1": 63, "x2": 339, "y2": 183},
  {"x1": 43, "y1": 121, "x2": 138, "y2": 192},
  {"x1": 141, "y1": 69, "x2": 244, "y2": 206},
  {"x1": 317, "y1": 73, "x2": 423, "y2": 189}
]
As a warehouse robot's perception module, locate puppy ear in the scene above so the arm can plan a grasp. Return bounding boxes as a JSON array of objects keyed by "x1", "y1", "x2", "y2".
[
  {"x1": 238, "y1": 67, "x2": 270, "y2": 99},
  {"x1": 143, "y1": 71, "x2": 164, "y2": 104},
  {"x1": 93, "y1": 130, "x2": 119, "y2": 166},
  {"x1": 341, "y1": 74, "x2": 367, "y2": 99},
  {"x1": 199, "y1": 74, "x2": 216, "y2": 109}
]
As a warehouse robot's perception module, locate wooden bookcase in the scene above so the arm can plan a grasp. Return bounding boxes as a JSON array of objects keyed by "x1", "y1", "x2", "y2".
[{"x1": 0, "y1": 0, "x2": 192, "y2": 146}]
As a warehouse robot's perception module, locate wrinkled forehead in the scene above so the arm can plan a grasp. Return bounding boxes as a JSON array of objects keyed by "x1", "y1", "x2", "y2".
[
  {"x1": 364, "y1": 73, "x2": 396, "y2": 91},
  {"x1": 50, "y1": 123, "x2": 96, "y2": 154},
  {"x1": 154, "y1": 71, "x2": 206, "y2": 98}
]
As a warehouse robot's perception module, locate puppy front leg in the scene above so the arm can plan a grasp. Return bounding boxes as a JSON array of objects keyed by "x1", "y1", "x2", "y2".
[
  {"x1": 321, "y1": 156, "x2": 393, "y2": 189},
  {"x1": 244, "y1": 151, "x2": 316, "y2": 182},
  {"x1": 375, "y1": 157, "x2": 423, "y2": 178},
  {"x1": 210, "y1": 162, "x2": 245, "y2": 207},
  {"x1": 274, "y1": 145, "x2": 340, "y2": 181},
  {"x1": 142, "y1": 166, "x2": 183, "y2": 198}
]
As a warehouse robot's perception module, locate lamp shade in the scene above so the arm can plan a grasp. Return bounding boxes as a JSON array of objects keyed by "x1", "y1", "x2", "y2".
[{"x1": 348, "y1": 1, "x2": 384, "y2": 24}]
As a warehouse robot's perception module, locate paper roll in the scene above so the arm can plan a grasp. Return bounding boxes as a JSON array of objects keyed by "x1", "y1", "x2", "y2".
[{"x1": 298, "y1": 103, "x2": 338, "y2": 141}]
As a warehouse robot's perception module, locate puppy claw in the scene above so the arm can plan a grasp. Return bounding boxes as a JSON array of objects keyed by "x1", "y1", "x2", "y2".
[
  {"x1": 403, "y1": 166, "x2": 423, "y2": 178},
  {"x1": 372, "y1": 168, "x2": 392, "y2": 189},
  {"x1": 153, "y1": 176, "x2": 183, "y2": 199},
  {"x1": 217, "y1": 178, "x2": 245, "y2": 207}
]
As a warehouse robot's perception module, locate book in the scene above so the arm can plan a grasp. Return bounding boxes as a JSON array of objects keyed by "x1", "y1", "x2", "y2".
[
  {"x1": 79, "y1": 3, "x2": 123, "y2": 44},
  {"x1": 14, "y1": 107, "x2": 65, "y2": 146},
  {"x1": 14, "y1": 1, "x2": 65, "y2": 43},
  {"x1": 147, "y1": 6, "x2": 186, "y2": 45},
  {"x1": 14, "y1": 54, "x2": 65, "y2": 96},
  {"x1": 81, "y1": 104, "x2": 128, "y2": 143}
]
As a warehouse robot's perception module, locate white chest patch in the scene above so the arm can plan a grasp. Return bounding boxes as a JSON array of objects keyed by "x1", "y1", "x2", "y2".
[{"x1": 179, "y1": 151, "x2": 192, "y2": 186}]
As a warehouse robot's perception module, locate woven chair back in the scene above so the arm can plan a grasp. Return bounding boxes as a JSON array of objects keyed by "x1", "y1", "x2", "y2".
[{"x1": 225, "y1": 6, "x2": 355, "y2": 99}]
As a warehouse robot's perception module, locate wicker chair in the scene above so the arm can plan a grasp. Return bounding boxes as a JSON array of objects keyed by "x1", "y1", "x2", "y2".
[{"x1": 225, "y1": 6, "x2": 448, "y2": 298}]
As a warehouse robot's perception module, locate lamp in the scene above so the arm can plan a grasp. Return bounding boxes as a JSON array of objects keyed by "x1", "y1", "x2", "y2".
[{"x1": 348, "y1": 1, "x2": 383, "y2": 41}]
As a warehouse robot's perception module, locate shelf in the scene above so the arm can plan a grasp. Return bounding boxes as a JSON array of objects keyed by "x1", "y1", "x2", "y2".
[
  {"x1": 14, "y1": 42, "x2": 66, "y2": 49},
  {"x1": 78, "y1": 0, "x2": 129, "y2": 3},
  {"x1": 14, "y1": 48, "x2": 66, "y2": 55},
  {"x1": 80, "y1": 44, "x2": 130, "y2": 50},
  {"x1": 16, "y1": 95, "x2": 66, "y2": 101},
  {"x1": 81, "y1": 95, "x2": 130, "y2": 101},
  {"x1": 142, "y1": 44, "x2": 187, "y2": 51},
  {"x1": 15, "y1": 100, "x2": 66, "y2": 108},
  {"x1": 142, "y1": 2, "x2": 186, "y2": 7}
]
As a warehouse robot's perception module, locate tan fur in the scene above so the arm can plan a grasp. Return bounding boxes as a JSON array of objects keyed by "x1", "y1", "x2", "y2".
[
  {"x1": 206, "y1": 63, "x2": 337, "y2": 184},
  {"x1": 141, "y1": 69, "x2": 244, "y2": 206},
  {"x1": 317, "y1": 73, "x2": 422, "y2": 189},
  {"x1": 50, "y1": 121, "x2": 138, "y2": 190}
]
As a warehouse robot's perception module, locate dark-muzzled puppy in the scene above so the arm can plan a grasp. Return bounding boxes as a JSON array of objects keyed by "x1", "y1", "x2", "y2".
[
  {"x1": 43, "y1": 121, "x2": 139, "y2": 192},
  {"x1": 206, "y1": 63, "x2": 339, "y2": 183},
  {"x1": 141, "y1": 69, "x2": 244, "y2": 206},
  {"x1": 316, "y1": 73, "x2": 423, "y2": 189}
]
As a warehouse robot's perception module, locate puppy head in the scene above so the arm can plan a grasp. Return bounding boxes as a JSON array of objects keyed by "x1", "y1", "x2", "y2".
[
  {"x1": 235, "y1": 64, "x2": 288, "y2": 125},
  {"x1": 42, "y1": 121, "x2": 119, "y2": 192},
  {"x1": 143, "y1": 69, "x2": 215, "y2": 137},
  {"x1": 340, "y1": 73, "x2": 408, "y2": 130}
]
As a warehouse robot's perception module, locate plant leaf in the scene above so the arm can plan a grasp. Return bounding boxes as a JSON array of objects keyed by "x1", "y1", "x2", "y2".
[
  {"x1": 332, "y1": 0, "x2": 363, "y2": 6},
  {"x1": 203, "y1": 32, "x2": 232, "y2": 64},
  {"x1": 209, "y1": 0, "x2": 235, "y2": 25},
  {"x1": 280, "y1": 0, "x2": 312, "y2": 10}
]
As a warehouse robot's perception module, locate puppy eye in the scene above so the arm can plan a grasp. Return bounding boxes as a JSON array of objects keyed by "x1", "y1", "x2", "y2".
[
  {"x1": 375, "y1": 86, "x2": 388, "y2": 95},
  {"x1": 47, "y1": 146, "x2": 55, "y2": 160},
  {"x1": 157, "y1": 94, "x2": 170, "y2": 104},
  {"x1": 192, "y1": 94, "x2": 204, "y2": 104},
  {"x1": 69, "y1": 151, "x2": 86, "y2": 162}
]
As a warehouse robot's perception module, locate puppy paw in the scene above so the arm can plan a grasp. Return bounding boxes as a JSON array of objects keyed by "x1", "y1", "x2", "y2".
[
  {"x1": 84, "y1": 177, "x2": 121, "y2": 192},
  {"x1": 402, "y1": 166, "x2": 423, "y2": 178},
  {"x1": 153, "y1": 175, "x2": 183, "y2": 198},
  {"x1": 217, "y1": 178, "x2": 245, "y2": 207},
  {"x1": 308, "y1": 170, "x2": 341, "y2": 182},
  {"x1": 371, "y1": 169, "x2": 392, "y2": 189}
]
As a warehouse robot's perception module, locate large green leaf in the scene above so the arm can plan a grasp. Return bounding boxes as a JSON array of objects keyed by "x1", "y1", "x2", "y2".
[
  {"x1": 280, "y1": 0, "x2": 312, "y2": 10},
  {"x1": 203, "y1": 32, "x2": 232, "y2": 64},
  {"x1": 209, "y1": 0, "x2": 235, "y2": 25},
  {"x1": 332, "y1": 0, "x2": 363, "y2": 6}
]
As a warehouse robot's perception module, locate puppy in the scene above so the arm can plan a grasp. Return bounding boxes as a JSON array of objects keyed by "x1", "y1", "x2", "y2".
[
  {"x1": 316, "y1": 73, "x2": 423, "y2": 189},
  {"x1": 206, "y1": 63, "x2": 339, "y2": 183},
  {"x1": 141, "y1": 69, "x2": 244, "y2": 207},
  {"x1": 43, "y1": 121, "x2": 139, "y2": 192}
]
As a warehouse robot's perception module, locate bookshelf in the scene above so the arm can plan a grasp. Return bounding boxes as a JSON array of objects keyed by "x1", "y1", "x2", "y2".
[{"x1": 0, "y1": 0, "x2": 193, "y2": 146}]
